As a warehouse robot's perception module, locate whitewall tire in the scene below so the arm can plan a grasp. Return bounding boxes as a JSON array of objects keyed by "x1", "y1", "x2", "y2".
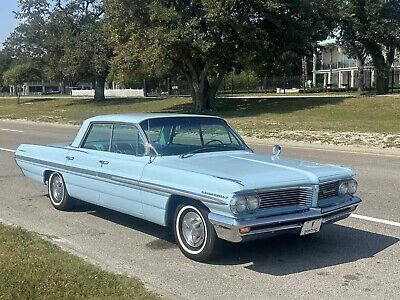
[
  {"x1": 48, "y1": 172, "x2": 72, "y2": 211},
  {"x1": 173, "y1": 203, "x2": 220, "y2": 262}
]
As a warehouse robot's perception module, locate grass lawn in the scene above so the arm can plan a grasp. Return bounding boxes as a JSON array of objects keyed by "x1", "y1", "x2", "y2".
[
  {"x1": 0, "y1": 223, "x2": 159, "y2": 299},
  {"x1": 0, "y1": 93, "x2": 399, "y2": 139}
]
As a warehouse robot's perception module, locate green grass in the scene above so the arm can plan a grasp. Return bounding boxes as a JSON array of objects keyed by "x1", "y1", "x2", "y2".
[
  {"x1": 0, "y1": 223, "x2": 160, "y2": 299},
  {"x1": 0, "y1": 93, "x2": 399, "y2": 135}
]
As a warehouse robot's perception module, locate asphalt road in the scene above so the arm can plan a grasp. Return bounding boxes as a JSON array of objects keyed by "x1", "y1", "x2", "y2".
[{"x1": 0, "y1": 120, "x2": 399, "y2": 299}]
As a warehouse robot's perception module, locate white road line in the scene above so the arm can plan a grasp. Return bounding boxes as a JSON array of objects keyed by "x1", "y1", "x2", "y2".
[
  {"x1": 351, "y1": 214, "x2": 400, "y2": 228},
  {"x1": 0, "y1": 147, "x2": 16, "y2": 153},
  {"x1": 0, "y1": 128, "x2": 24, "y2": 133}
]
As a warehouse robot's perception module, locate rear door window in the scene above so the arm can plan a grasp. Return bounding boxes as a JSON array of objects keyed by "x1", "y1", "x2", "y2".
[{"x1": 82, "y1": 124, "x2": 112, "y2": 152}]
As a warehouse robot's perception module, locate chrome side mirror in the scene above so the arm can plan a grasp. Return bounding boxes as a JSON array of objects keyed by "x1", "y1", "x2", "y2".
[
  {"x1": 145, "y1": 143, "x2": 158, "y2": 162},
  {"x1": 272, "y1": 145, "x2": 281, "y2": 157}
]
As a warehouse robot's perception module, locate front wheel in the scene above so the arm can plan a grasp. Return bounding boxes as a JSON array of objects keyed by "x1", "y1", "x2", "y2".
[
  {"x1": 173, "y1": 203, "x2": 220, "y2": 262},
  {"x1": 48, "y1": 172, "x2": 73, "y2": 211}
]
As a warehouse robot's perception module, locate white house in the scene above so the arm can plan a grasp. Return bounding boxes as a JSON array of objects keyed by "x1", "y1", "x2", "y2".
[{"x1": 312, "y1": 40, "x2": 400, "y2": 89}]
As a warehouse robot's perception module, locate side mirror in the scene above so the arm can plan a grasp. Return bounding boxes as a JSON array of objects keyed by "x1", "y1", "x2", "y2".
[
  {"x1": 272, "y1": 145, "x2": 281, "y2": 157},
  {"x1": 145, "y1": 143, "x2": 158, "y2": 161}
]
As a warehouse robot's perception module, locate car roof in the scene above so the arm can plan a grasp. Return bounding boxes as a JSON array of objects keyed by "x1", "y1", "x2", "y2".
[{"x1": 85, "y1": 113, "x2": 222, "y2": 124}]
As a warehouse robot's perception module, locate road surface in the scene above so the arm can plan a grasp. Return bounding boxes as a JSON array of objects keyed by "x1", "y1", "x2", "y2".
[{"x1": 0, "y1": 120, "x2": 399, "y2": 299}]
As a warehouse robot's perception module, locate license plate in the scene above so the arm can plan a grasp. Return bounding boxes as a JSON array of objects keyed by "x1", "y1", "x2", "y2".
[{"x1": 300, "y1": 219, "x2": 322, "y2": 236}]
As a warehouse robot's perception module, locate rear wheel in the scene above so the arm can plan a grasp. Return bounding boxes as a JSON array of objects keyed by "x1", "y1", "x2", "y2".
[
  {"x1": 48, "y1": 172, "x2": 72, "y2": 210},
  {"x1": 173, "y1": 203, "x2": 220, "y2": 262}
]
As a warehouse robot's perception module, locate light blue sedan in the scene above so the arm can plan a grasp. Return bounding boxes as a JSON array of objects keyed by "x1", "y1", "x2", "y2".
[{"x1": 15, "y1": 114, "x2": 361, "y2": 261}]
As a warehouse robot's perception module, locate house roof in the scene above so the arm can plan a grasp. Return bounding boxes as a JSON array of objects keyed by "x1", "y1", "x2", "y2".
[{"x1": 318, "y1": 37, "x2": 337, "y2": 47}]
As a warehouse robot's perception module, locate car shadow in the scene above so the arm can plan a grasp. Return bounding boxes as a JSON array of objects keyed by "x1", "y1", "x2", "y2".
[
  {"x1": 71, "y1": 201, "x2": 174, "y2": 243},
  {"x1": 212, "y1": 224, "x2": 399, "y2": 276},
  {"x1": 70, "y1": 201, "x2": 398, "y2": 275}
]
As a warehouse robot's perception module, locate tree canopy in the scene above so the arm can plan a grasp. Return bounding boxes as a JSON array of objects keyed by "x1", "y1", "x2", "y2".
[
  {"x1": 3, "y1": 0, "x2": 111, "y2": 101},
  {"x1": 3, "y1": 0, "x2": 399, "y2": 105},
  {"x1": 106, "y1": 0, "x2": 334, "y2": 112},
  {"x1": 337, "y1": 0, "x2": 400, "y2": 94}
]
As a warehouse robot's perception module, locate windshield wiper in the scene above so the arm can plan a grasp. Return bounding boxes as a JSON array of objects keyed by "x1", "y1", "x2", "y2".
[{"x1": 179, "y1": 145, "x2": 243, "y2": 159}]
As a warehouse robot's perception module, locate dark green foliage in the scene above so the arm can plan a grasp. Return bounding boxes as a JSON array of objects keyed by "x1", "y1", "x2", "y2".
[
  {"x1": 337, "y1": 0, "x2": 400, "y2": 94},
  {"x1": 2, "y1": 0, "x2": 111, "y2": 101},
  {"x1": 105, "y1": 0, "x2": 333, "y2": 112}
]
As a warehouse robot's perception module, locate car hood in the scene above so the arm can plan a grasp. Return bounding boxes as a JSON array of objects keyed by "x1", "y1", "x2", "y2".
[{"x1": 155, "y1": 151, "x2": 354, "y2": 190}]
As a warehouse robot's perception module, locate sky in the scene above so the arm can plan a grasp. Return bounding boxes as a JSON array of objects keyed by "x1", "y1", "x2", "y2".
[{"x1": 0, "y1": 0, "x2": 20, "y2": 48}]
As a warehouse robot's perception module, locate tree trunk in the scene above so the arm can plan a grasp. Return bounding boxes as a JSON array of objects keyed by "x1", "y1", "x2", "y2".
[
  {"x1": 192, "y1": 80, "x2": 208, "y2": 113},
  {"x1": 190, "y1": 75, "x2": 223, "y2": 113},
  {"x1": 357, "y1": 58, "x2": 365, "y2": 92},
  {"x1": 94, "y1": 76, "x2": 106, "y2": 101},
  {"x1": 58, "y1": 81, "x2": 66, "y2": 94},
  {"x1": 375, "y1": 66, "x2": 390, "y2": 95},
  {"x1": 17, "y1": 85, "x2": 21, "y2": 104}
]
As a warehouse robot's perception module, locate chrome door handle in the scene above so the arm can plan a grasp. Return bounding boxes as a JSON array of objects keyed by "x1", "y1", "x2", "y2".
[
  {"x1": 99, "y1": 160, "x2": 109, "y2": 167},
  {"x1": 66, "y1": 156, "x2": 74, "y2": 161}
]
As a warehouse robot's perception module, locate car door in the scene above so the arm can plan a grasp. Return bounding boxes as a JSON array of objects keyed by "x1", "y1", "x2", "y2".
[
  {"x1": 97, "y1": 123, "x2": 148, "y2": 218},
  {"x1": 64, "y1": 123, "x2": 113, "y2": 206}
]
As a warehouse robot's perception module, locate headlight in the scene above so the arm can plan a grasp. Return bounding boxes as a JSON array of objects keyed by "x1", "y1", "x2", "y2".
[
  {"x1": 347, "y1": 179, "x2": 358, "y2": 194},
  {"x1": 230, "y1": 195, "x2": 260, "y2": 215},
  {"x1": 230, "y1": 196, "x2": 247, "y2": 214},
  {"x1": 246, "y1": 195, "x2": 261, "y2": 211},
  {"x1": 338, "y1": 179, "x2": 357, "y2": 196},
  {"x1": 338, "y1": 182, "x2": 349, "y2": 196}
]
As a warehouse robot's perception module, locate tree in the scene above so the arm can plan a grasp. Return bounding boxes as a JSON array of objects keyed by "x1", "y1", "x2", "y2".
[
  {"x1": 0, "y1": 50, "x2": 13, "y2": 91},
  {"x1": 338, "y1": 0, "x2": 400, "y2": 94},
  {"x1": 105, "y1": 0, "x2": 334, "y2": 113},
  {"x1": 2, "y1": 61, "x2": 42, "y2": 103},
  {"x1": 4, "y1": 0, "x2": 111, "y2": 101},
  {"x1": 53, "y1": 0, "x2": 111, "y2": 101}
]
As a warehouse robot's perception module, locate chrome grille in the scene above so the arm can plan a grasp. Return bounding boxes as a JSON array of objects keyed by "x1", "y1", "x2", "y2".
[
  {"x1": 257, "y1": 188, "x2": 313, "y2": 209},
  {"x1": 318, "y1": 181, "x2": 339, "y2": 200}
]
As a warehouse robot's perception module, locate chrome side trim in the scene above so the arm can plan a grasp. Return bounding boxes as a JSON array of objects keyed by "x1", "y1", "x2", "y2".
[{"x1": 15, "y1": 154, "x2": 228, "y2": 205}]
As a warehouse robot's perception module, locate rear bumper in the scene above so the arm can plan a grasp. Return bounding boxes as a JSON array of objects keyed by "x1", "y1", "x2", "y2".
[{"x1": 208, "y1": 196, "x2": 361, "y2": 243}]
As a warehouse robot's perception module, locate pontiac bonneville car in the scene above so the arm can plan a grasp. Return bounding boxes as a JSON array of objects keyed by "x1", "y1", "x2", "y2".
[{"x1": 15, "y1": 114, "x2": 361, "y2": 261}]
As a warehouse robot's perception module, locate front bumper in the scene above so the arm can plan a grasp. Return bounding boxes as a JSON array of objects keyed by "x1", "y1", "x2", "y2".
[{"x1": 208, "y1": 196, "x2": 361, "y2": 243}]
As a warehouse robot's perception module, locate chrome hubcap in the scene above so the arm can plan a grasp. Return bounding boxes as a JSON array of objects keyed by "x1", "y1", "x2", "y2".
[
  {"x1": 51, "y1": 175, "x2": 64, "y2": 203},
  {"x1": 181, "y1": 211, "x2": 205, "y2": 248}
]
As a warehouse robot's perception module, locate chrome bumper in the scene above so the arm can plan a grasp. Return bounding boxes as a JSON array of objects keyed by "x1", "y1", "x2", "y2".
[{"x1": 208, "y1": 197, "x2": 361, "y2": 243}]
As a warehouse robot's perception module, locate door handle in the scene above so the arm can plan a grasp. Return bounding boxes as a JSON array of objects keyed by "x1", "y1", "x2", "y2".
[
  {"x1": 99, "y1": 160, "x2": 109, "y2": 167},
  {"x1": 66, "y1": 156, "x2": 74, "y2": 161}
]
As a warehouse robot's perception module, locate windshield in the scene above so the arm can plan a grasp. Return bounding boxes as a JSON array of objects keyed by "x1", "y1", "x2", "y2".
[{"x1": 139, "y1": 117, "x2": 249, "y2": 156}]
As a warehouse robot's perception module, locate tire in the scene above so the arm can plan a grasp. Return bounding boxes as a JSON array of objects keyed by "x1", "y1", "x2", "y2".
[
  {"x1": 173, "y1": 203, "x2": 220, "y2": 262},
  {"x1": 48, "y1": 172, "x2": 73, "y2": 211}
]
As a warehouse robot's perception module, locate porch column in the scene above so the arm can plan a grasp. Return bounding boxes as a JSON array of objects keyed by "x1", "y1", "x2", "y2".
[
  {"x1": 328, "y1": 72, "x2": 332, "y2": 85},
  {"x1": 371, "y1": 70, "x2": 375, "y2": 85},
  {"x1": 338, "y1": 71, "x2": 342, "y2": 88},
  {"x1": 398, "y1": 69, "x2": 400, "y2": 86},
  {"x1": 350, "y1": 70, "x2": 355, "y2": 88},
  {"x1": 323, "y1": 73, "x2": 327, "y2": 87},
  {"x1": 312, "y1": 53, "x2": 317, "y2": 86}
]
